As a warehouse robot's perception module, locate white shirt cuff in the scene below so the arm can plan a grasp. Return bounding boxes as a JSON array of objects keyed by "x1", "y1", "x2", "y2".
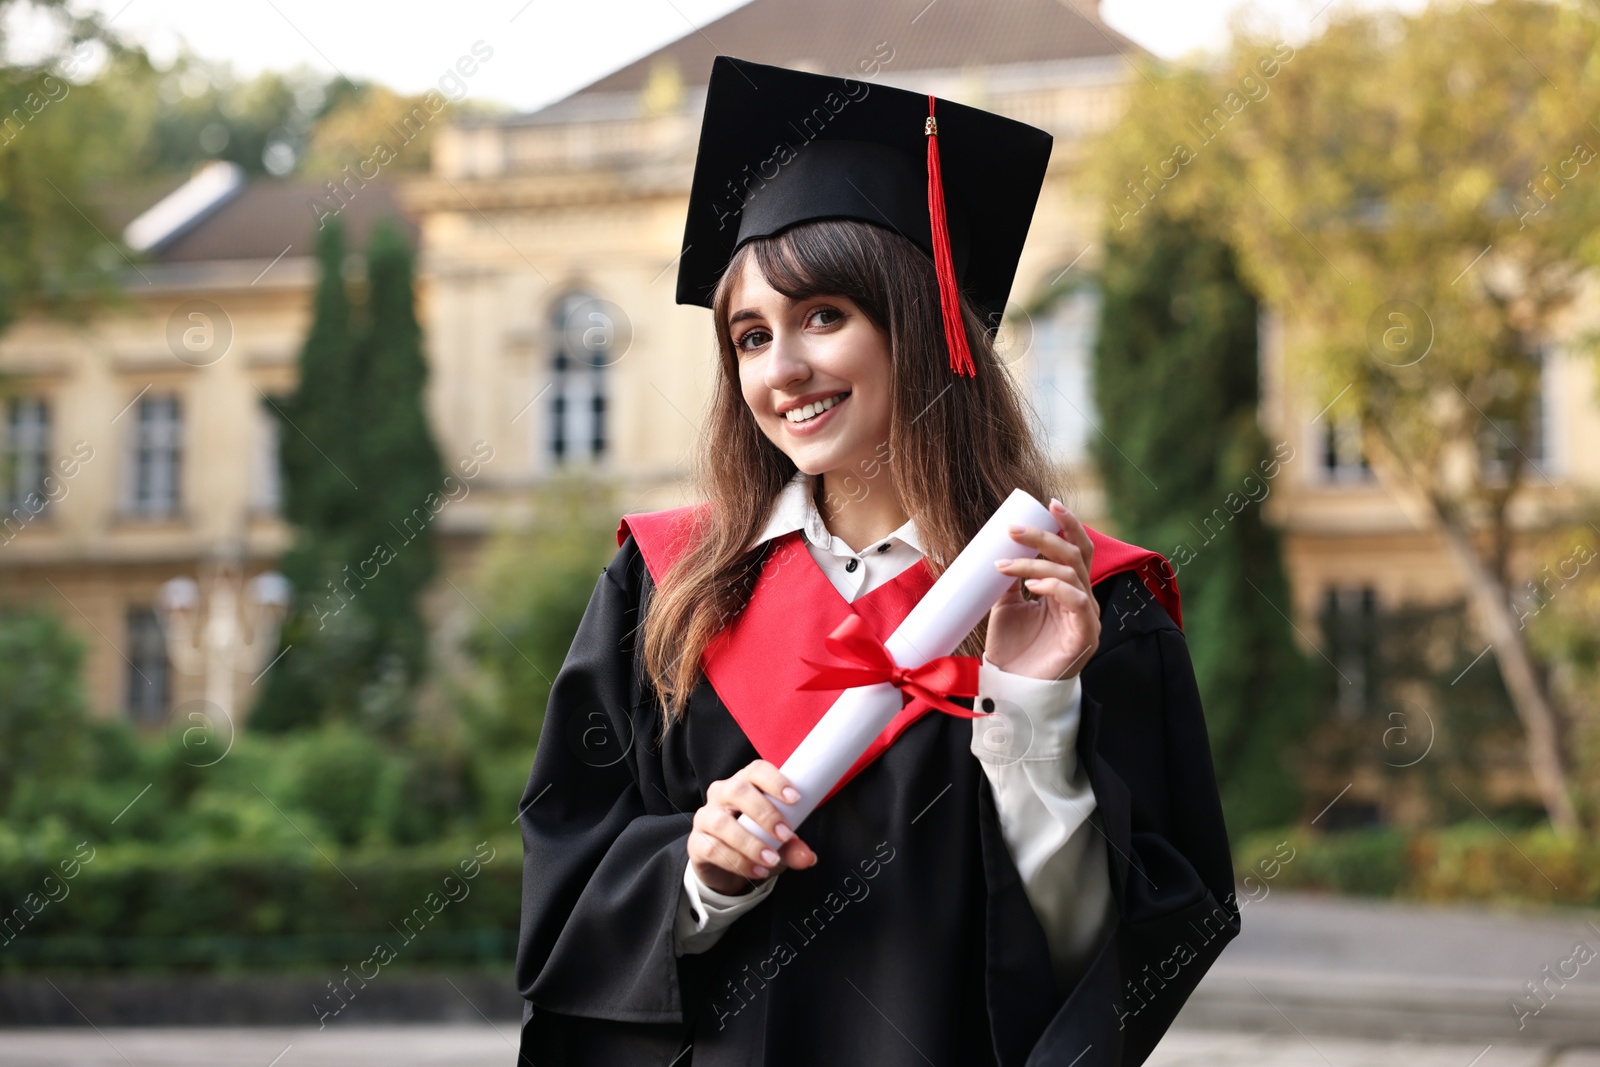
[
  {"x1": 674, "y1": 858, "x2": 780, "y2": 956},
  {"x1": 970, "y1": 657, "x2": 1083, "y2": 765}
]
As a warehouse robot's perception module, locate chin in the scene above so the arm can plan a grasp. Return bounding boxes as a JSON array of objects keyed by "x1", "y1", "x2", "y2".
[
  {"x1": 786, "y1": 453, "x2": 837, "y2": 478},
  {"x1": 764, "y1": 429, "x2": 845, "y2": 477}
]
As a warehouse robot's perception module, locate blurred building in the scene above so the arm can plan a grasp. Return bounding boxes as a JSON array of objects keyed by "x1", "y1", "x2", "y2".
[
  {"x1": 0, "y1": 161, "x2": 416, "y2": 721},
  {"x1": 0, "y1": 0, "x2": 1139, "y2": 725},
  {"x1": 2, "y1": 0, "x2": 1595, "y2": 824}
]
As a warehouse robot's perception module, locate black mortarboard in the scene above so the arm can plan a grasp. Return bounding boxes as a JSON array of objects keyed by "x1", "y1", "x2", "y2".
[{"x1": 675, "y1": 56, "x2": 1054, "y2": 377}]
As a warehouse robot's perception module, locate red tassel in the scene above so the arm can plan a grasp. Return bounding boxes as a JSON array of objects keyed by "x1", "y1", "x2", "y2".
[{"x1": 926, "y1": 95, "x2": 975, "y2": 378}]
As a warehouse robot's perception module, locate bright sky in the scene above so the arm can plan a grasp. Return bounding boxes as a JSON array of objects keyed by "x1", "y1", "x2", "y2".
[{"x1": 11, "y1": 0, "x2": 1432, "y2": 113}]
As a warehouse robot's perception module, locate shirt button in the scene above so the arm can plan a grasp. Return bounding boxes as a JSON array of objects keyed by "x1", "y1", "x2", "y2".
[
  {"x1": 981, "y1": 698, "x2": 995, "y2": 713},
  {"x1": 845, "y1": 558, "x2": 859, "y2": 573},
  {"x1": 877, "y1": 543, "x2": 890, "y2": 553}
]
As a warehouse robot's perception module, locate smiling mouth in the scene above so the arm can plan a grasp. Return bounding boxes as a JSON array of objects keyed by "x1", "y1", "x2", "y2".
[{"x1": 784, "y1": 391, "x2": 850, "y2": 424}]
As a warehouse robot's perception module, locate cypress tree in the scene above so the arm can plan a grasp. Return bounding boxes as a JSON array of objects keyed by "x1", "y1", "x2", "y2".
[
  {"x1": 252, "y1": 219, "x2": 443, "y2": 734},
  {"x1": 253, "y1": 220, "x2": 365, "y2": 733},
  {"x1": 1086, "y1": 205, "x2": 1311, "y2": 836},
  {"x1": 349, "y1": 221, "x2": 445, "y2": 704}
]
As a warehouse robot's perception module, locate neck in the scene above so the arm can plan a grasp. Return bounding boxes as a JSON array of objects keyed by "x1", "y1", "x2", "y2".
[{"x1": 815, "y1": 464, "x2": 909, "y2": 553}]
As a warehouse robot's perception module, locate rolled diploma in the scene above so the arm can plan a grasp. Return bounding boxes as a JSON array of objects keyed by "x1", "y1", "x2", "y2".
[{"x1": 737, "y1": 488, "x2": 1057, "y2": 851}]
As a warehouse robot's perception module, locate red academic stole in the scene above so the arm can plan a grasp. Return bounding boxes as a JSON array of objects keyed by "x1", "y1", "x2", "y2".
[{"x1": 616, "y1": 505, "x2": 1181, "y2": 799}]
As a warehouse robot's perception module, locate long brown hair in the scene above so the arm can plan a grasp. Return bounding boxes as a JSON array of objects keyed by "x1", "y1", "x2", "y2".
[{"x1": 640, "y1": 218, "x2": 1063, "y2": 729}]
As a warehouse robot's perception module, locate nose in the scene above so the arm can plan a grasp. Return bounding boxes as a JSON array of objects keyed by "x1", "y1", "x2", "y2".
[{"x1": 762, "y1": 327, "x2": 810, "y2": 392}]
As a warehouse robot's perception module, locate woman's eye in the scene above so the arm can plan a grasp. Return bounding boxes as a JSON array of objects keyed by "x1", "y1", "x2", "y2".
[
  {"x1": 735, "y1": 328, "x2": 771, "y2": 351},
  {"x1": 808, "y1": 306, "x2": 842, "y2": 328}
]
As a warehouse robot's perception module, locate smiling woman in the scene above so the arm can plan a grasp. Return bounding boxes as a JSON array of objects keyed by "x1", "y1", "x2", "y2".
[{"x1": 514, "y1": 56, "x2": 1237, "y2": 1067}]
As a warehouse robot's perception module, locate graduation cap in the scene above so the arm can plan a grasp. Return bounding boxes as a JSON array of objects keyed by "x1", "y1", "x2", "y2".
[{"x1": 676, "y1": 56, "x2": 1054, "y2": 378}]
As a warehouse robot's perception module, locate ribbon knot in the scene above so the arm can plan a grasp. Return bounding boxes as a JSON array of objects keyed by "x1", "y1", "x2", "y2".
[{"x1": 796, "y1": 613, "x2": 984, "y2": 718}]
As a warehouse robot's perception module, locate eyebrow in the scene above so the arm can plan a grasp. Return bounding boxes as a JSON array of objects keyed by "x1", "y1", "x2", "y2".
[{"x1": 728, "y1": 308, "x2": 764, "y2": 327}]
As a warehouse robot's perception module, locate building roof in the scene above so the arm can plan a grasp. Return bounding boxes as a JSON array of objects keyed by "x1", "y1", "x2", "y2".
[
  {"x1": 544, "y1": 0, "x2": 1145, "y2": 106},
  {"x1": 148, "y1": 177, "x2": 417, "y2": 264},
  {"x1": 92, "y1": 162, "x2": 419, "y2": 273}
]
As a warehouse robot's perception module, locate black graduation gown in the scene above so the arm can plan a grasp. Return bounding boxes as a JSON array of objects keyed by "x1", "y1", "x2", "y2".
[{"x1": 514, "y1": 532, "x2": 1238, "y2": 1067}]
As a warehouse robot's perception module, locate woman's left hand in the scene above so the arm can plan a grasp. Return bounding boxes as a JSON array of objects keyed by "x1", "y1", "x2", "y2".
[{"x1": 985, "y1": 498, "x2": 1100, "y2": 682}]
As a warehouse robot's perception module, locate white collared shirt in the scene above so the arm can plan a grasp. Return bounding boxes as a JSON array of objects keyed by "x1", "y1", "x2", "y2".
[
  {"x1": 745, "y1": 468, "x2": 929, "y2": 601},
  {"x1": 674, "y1": 471, "x2": 1114, "y2": 990}
]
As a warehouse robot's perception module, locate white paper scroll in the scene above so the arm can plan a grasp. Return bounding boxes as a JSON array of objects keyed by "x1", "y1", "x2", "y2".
[{"x1": 737, "y1": 487, "x2": 1057, "y2": 850}]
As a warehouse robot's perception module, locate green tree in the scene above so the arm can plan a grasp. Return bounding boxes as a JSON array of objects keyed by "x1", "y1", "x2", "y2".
[
  {"x1": 350, "y1": 221, "x2": 446, "y2": 706},
  {"x1": 253, "y1": 219, "x2": 444, "y2": 734},
  {"x1": 1091, "y1": 0, "x2": 1600, "y2": 830},
  {"x1": 63, "y1": 47, "x2": 342, "y2": 182},
  {"x1": 0, "y1": 0, "x2": 127, "y2": 333},
  {"x1": 1061, "y1": 206, "x2": 1311, "y2": 836},
  {"x1": 451, "y1": 480, "x2": 618, "y2": 825},
  {"x1": 253, "y1": 220, "x2": 365, "y2": 732},
  {"x1": 0, "y1": 608, "x2": 89, "y2": 816}
]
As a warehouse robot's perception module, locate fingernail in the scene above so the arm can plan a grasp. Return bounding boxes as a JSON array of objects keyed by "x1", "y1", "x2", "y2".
[
  {"x1": 782, "y1": 787, "x2": 800, "y2": 803},
  {"x1": 761, "y1": 849, "x2": 780, "y2": 866},
  {"x1": 993, "y1": 558, "x2": 1011, "y2": 569},
  {"x1": 1007, "y1": 523, "x2": 1025, "y2": 534},
  {"x1": 775, "y1": 823, "x2": 794, "y2": 842},
  {"x1": 752, "y1": 865, "x2": 769, "y2": 878},
  {"x1": 1050, "y1": 497, "x2": 1064, "y2": 510}
]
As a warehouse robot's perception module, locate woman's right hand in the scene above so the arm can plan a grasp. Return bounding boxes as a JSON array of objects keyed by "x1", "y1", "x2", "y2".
[{"x1": 690, "y1": 759, "x2": 818, "y2": 896}]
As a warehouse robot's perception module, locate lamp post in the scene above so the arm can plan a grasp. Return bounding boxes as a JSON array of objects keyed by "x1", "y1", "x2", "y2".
[{"x1": 158, "y1": 556, "x2": 289, "y2": 732}]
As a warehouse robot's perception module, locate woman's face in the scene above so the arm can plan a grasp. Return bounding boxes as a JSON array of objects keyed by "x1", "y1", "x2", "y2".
[{"x1": 726, "y1": 256, "x2": 893, "y2": 479}]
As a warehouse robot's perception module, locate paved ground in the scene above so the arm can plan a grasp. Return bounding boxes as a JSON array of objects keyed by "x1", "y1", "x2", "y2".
[
  {"x1": 1177, "y1": 891, "x2": 1600, "y2": 1046},
  {"x1": 1215, "y1": 890, "x2": 1600, "y2": 982},
  {"x1": 1148, "y1": 1031, "x2": 1595, "y2": 1066},
  {"x1": 4, "y1": 892, "x2": 1600, "y2": 1062},
  {"x1": 0, "y1": 1025, "x2": 517, "y2": 1066},
  {"x1": 0, "y1": 1025, "x2": 1595, "y2": 1066}
]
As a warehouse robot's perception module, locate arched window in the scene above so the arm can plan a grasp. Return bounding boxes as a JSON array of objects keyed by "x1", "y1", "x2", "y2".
[{"x1": 547, "y1": 292, "x2": 610, "y2": 466}]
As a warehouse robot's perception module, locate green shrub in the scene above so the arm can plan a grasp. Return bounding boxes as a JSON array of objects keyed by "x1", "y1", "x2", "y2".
[
  {"x1": 0, "y1": 835, "x2": 519, "y2": 972},
  {"x1": 1236, "y1": 824, "x2": 1600, "y2": 907},
  {"x1": 281, "y1": 724, "x2": 398, "y2": 846}
]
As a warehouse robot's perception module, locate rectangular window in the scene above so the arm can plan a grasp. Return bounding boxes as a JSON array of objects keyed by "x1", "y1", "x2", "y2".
[
  {"x1": 125, "y1": 607, "x2": 170, "y2": 724},
  {"x1": 549, "y1": 352, "x2": 607, "y2": 462},
  {"x1": 1481, "y1": 347, "x2": 1553, "y2": 484},
  {"x1": 125, "y1": 394, "x2": 183, "y2": 518},
  {"x1": 1319, "y1": 417, "x2": 1373, "y2": 484},
  {"x1": 252, "y1": 397, "x2": 283, "y2": 514},
  {"x1": 1321, "y1": 585, "x2": 1378, "y2": 719},
  {"x1": 1029, "y1": 287, "x2": 1100, "y2": 465},
  {"x1": 548, "y1": 294, "x2": 609, "y2": 467},
  {"x1": 2, "y1": 396, "x2": 51, "y2": 513}
]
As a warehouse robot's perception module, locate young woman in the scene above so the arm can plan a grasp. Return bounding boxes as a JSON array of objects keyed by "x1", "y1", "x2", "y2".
[{"x1": 515, "y1": 57, "x2": 1237, "y2": 1067}]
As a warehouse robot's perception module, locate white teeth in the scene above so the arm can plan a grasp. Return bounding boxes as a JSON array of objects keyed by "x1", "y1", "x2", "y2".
[{"x1": 785, "y1": 392, "x2": 847, "y2": 423}]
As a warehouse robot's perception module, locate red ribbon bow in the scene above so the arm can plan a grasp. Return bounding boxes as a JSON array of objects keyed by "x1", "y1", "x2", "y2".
[{"x1": 796, "y1": 613, "x2": 985, "y2": 718}]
